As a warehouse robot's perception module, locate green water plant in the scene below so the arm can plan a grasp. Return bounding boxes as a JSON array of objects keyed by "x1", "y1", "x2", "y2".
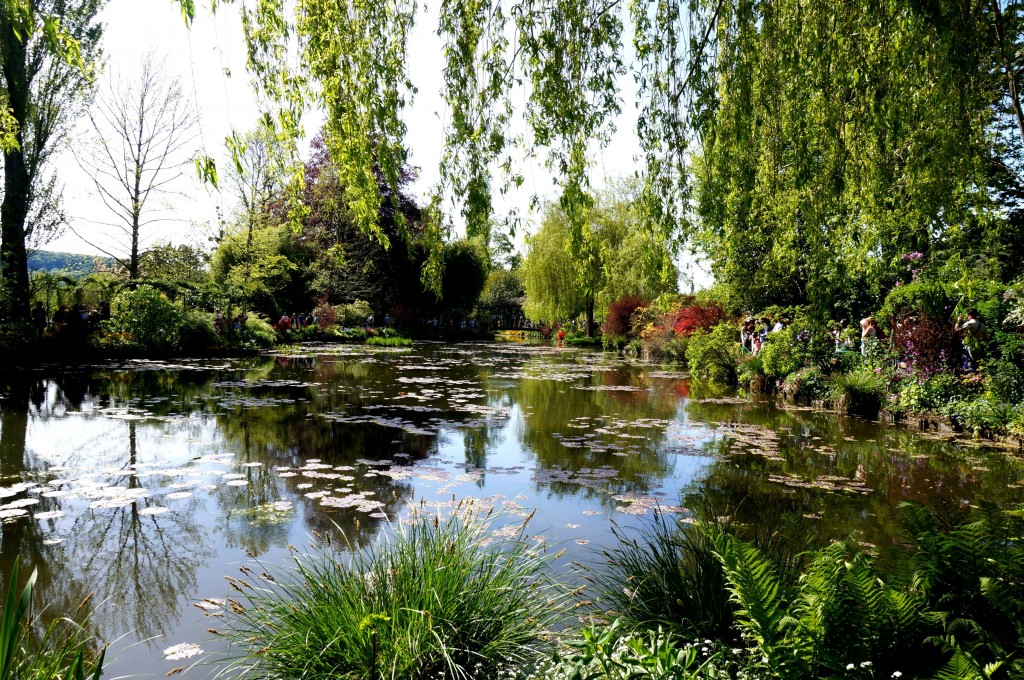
[
  {"x1": 0, "y1": 559, "x2": 104, "y2": 680},
  {"x1": 218, "y1": 509, "x2": 564, "y2": 678},
  {"x1": 365, "y1": 335, "x2": 412, "y2": 347}
]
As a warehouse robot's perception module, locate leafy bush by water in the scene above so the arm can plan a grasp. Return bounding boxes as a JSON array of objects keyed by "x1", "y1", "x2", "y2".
[
  {"x1": 780, "y1": 366, "x2": 830, "y2": 404},
  {"x1": 106, "y1": 285, "x2": 182, "y2": 350},
  {"x1": 219, "y1": 510, "x2": 563, "y2": 679},
  {"x1": 243, "y1": 312, "x2": 277, "y2": 347},
  {"x1": 687, "y1": 324, "x2": 740, "y2": 385}
]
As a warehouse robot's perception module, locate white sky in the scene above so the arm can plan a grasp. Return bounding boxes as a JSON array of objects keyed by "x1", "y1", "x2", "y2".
[{"x1": 48, "y1": 0, "x2": 711, "y2": 288}]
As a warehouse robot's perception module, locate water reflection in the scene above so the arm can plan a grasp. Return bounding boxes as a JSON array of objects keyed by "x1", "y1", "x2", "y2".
[{"x1": 0, "y1": 344, "x2": 1020, "y2": 675}]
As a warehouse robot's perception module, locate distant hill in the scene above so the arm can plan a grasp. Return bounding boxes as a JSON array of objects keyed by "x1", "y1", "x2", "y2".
[{"x1": 28, "y1": 250, "x2": 116, "y2": 276}]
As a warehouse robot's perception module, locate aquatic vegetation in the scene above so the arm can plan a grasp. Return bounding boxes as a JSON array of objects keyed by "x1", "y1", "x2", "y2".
[
  {"x1": 365, "y1": 335, "x2": 413, "y2": 347},
  {"x1": 217, "y1": 510, "x2": 565, "y2": 678}
]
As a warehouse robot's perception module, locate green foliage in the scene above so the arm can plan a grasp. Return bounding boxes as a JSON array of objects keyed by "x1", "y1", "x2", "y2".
[
  {"x1": 479, "y1": 269, "x2": 525, "y2": 309},
  {"x1": 563, "y1": 333, "x2": 601, "y2": 348},
  {"x1": 539, "y1": 619, "x2": 733, "y2": 680},
  {"x1": 893, "y1": 373, "x2": 978, "y2": 414},
  {"x1": 333, "y1": 300, "x2": 374, "y2": 326},
  {"x1": 179, "y1": 308, "x2": 219, "y2": 351},
  {"x1": 780, "y1": 367, "x2": 830, "y2": 405},
  {"x1": 138, "y1": 243, "x2": 210, "y2": 287},
  {"x1": 27, "y1": 251, "x2": 113, "y2": 277},
  {"x1": 943, "y1": 397, "x2": 1021, "y2": 437},
  {"x1": 437, "y1": 239, "x2": 489, "y2": 317},
  {"x1": 106, "y1": 286, "x2": 183, "y2": 351},
  {"x1": 686, "y1": 323, "x2": 740, "y2": 385},
  {"x1": 220, "y1": 511, "x2": 563, "y2": 678},
  {"x1": 521, "y1": 187, "x2": 675, "y2": 330},
  {"x1": 829, "y1": 368, "x2": 887, "y2": 417},
  {"x1": 689, "y1": 0, "x2": 1010, "y2": 317},
  {"x1": 708, "y1": 528, "x2": 937, "y2": 680},
  {"x1": 243, "y1": 312, "x2": 277, "y2": 348},
  {"x1": 588, "y1": 514, "x2": 735, "y2": 642},
  {"x1": 0, "y1": 559, "x2": 104, "y2": 680},
  {"x1": 365, "y1": 336, "x2": 412, "y2": 347},
  {"x1": 904, "y1": 502, "x2": 1024, "y2": 679}
]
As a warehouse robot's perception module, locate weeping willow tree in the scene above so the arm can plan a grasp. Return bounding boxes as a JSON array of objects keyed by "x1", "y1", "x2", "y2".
[
  {"x1": 685, "y1": 0, "x2": 1019, "y2": 315},
  {"x1": 177, "y1": 0, "x2": 1022, "y2": 311}
]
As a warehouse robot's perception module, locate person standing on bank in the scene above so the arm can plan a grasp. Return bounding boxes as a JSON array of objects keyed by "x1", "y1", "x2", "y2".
[{"x1": 957, "y1": 309, "x2": 987, "y2": 372}]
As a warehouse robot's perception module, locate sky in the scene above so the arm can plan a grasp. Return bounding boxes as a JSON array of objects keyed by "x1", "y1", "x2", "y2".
[{"x1": 48, "y1": 0, "x2": 711, "y2": 288}]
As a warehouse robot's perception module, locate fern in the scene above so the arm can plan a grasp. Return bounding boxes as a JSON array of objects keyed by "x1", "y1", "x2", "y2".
[{"x1": 707, "y1": 527, "x2": 802, "y2": 677}]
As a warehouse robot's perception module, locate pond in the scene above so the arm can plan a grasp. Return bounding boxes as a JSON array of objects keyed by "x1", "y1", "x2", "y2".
[{"x1": 0, "y1": 342, "x2": 1022, "y2": 676}]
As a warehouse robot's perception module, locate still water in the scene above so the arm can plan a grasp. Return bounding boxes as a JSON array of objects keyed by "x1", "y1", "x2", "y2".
[{"x1": 0, "y1": 343, "x2": 1021, "y2": 675}]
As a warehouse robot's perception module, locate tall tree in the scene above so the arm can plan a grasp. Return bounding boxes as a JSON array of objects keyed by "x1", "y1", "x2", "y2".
[
  {"x1": 522, "y1": 186, "x2": 676, "y2": 334},
  {"x1": 75, "y1": 53, "x2": 198, "y2": 281},
  {"x1": 0, "y1": 0, "x2": 102, "y2": 321}
]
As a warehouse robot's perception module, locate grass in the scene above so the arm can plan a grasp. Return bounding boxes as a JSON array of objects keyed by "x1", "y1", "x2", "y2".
[
  {"x1": 365, "y1": 335, "x2": 413, "y2": 347},
  {"x1": 586, "y1": 513, "x2": 736, "y2": 642},
  {"x1": 217, "y1": 508, "x2": 565, "y2": 679},
  {"x1": 0, "y1": 559, "x2": 104, "y2": 680}
]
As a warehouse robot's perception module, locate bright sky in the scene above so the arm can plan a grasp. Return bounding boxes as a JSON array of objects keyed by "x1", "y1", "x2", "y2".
[{"x1": 49, "y1": 0, "x2": 711, "y2": 288}]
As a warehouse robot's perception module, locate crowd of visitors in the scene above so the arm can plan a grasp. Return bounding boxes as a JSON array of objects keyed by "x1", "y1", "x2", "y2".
[
  {"x1": 31, "y1": 301, "x2": 110, "y2": 337},
  {"x1": 737, "y1": 309, "x2": 987, "y2": 372}
]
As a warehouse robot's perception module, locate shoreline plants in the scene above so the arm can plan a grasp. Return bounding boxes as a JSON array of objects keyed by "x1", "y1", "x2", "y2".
[{"x1": 217, "y1": 508, "x2": 565, "y2": 679}]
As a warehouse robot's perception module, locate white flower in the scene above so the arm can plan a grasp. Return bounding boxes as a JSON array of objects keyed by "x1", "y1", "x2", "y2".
[
  {"x1": 892, "y1": 673, "x2": 903, "y2": 679},
  {"x1": 846, "y1": 663, "x2": 856, "y2": 670}
]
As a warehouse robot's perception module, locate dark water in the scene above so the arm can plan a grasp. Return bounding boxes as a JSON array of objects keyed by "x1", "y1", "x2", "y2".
[{"x1": 0, "y1": 343, "x2": 1021, "y2": 675}]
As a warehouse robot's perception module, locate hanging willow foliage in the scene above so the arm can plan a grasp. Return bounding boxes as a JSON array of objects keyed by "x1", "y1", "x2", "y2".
[{"x1": 180, "y1": 0, "x2": 1021, "y2": 304}]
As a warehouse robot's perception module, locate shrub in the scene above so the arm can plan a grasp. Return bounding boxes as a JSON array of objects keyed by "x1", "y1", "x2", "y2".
[
  {"x1": 106, "y1": 285, "x2": 183, "y2": 350},
  {"x1": 0, "y1": 322, "x2": 36, "y2": 357},
  {"x1": 564, "y1": 332, "x2": 602, "y2": 348},
  {"x1": 243, "y1": 312, "x2": 277, "y2": 348},
  {"x1": 603, "y1": 295, "x2": 649, "y2": 338},
  {"x1": 588, "y1": 514, "x2": 735, "y2": 642},
  {"x1": 737, "y1": 355, "x2": 766, "y2": 391},
  {"x1": 780, "y1": 366, "x2": 829, "y2": 404},
  {"x1": 668, "y1": 302, "x2": 726, "y2": 337},
  {"x1": 219, "y1": 511, "x2": 563, "y2": 679},
  {"x1": 534, "y1": 619, "x2": 735, "y2": 680},
  {"x1": 943, "y1": 396, "x2": 1020, "y2": 437},
  {"x1": 179, "y1": 309, "x2": 219, "y2": 351},
  {"x1": 334, "y1": 300, "x2": 374, "y2": 326},
  {"x1": 313, "y1": 295, "x2": 338, "y2": 329},
  {"x1": 893, "y1": 372, "x2": 977, "y2": 414},
  {"x1": 687, "y1": 323, "x2": 740, "y2": 385}
]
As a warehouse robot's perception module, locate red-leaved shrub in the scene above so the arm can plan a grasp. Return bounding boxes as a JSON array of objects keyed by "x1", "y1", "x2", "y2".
[
  {"x1": 668, "y1": 303, "x2": 726, "y2": 337},
  {"x1": 603, "y1": 296, "x2": 649, "y2": 337}
]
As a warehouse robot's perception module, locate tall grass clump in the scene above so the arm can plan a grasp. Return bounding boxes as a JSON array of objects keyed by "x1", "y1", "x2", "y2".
[
  {"x1": 587, "y1": 514, "x2": 735, "y2": 642},
  {"x1": 365, "y1": 335, "x2": 412, "y2": 347},
  {"x1": 0, "y1": 559, "x2": 104, "y2": 680},
  {"x1": 219, "y1": 509, "x2": 565, "y2": 679},
  {"x1": 829, "y1": 367, "x2": 886, "y2": 416}
]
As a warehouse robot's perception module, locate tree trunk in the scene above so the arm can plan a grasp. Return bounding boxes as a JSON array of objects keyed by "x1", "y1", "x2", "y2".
[
  {"x1": 585, "y1": 295, "x2": 595, "y2": 337},
  {"x1": 0, "y1": 14, "x2": 32, "y2": 323}
]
